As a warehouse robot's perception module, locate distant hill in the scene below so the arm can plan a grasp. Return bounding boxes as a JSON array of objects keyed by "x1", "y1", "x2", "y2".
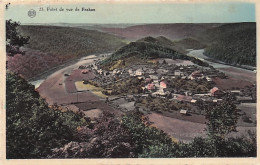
[
  {"x1": 172, "y1": 38, "x2": 206, "y2": 51},
  {"x1": 8, "y1": 23, "x2": 256, "y2": 80},
  {"x1": 100, "y1": 36, "x2": 209, "y2": 70},
  {"x1": 201, "y1": 23, "x2": 256, "y2": 66},
  {"x1": 101, "y1": 23, "x2": 221, "y2": 41},
  {"x1": 101, "y1": 23, "x2": 256, "y2": 67},
  {"x1": 8, "y1": 25, "x2": 125, "y2": 79}
]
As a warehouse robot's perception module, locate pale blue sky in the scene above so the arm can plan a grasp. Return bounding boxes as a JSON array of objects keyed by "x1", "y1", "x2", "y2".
[{"x1": 5, "y1": 2, "x2": 255, "y2": 24}]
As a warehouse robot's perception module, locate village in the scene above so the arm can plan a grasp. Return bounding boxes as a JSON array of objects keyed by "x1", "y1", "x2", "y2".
[{"x1": 75, "y1": 57, "x2": 256, "y2": 120}]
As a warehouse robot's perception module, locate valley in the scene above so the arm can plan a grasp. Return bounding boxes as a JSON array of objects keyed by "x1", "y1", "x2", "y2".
[
  {"x1": 6, "y1": 22, "x2": 256, "y2": 158},
  {"x1": 32, "y1": 36, "x2": 256, "y2": 143}
]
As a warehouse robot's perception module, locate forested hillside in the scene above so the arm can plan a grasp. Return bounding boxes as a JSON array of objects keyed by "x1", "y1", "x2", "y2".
[
  {"x1": 100, "y1": 36, "x2": 209, "y2": 69},
  {"x1": 7, "y1": 25, "x2": 125, "y2": 79},
  {"x1": 203, "y1": 23, "x2": 256, "y2": 66},
  {"x1": 19, "y1": 25, "x2": 125, "y2": 58}
]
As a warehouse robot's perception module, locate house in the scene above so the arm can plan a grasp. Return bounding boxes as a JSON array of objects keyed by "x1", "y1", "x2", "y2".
[
  {"x1": 81, "y1": 69, "x2": 89, "y2": 74},
  {"x1": 136, "y1": 68, "x2": 144, "y2": 76},
  {"x1": 212, "y1": 99, "x2": 223, "y2": 103},
  {"x1": 206, "y1": 77, "x2": 212, "y2": 81},
  {"x1": 174, "y1": 70, "x2": 182, "y2": 77},
  {"x1": 177, "y1": 95, "x2": 192, "y2": 102},
  {"x1": 191, "y1": 71, "x2": 203, "y2": 78},
  {"x1": 157, "y1": 89, "x2": 170, "y2": 96},
  {"x1": 180, "y1": 109, "x2": 189, "y2": 115},
  {"x1": 112, "y1": 69, "x2": 118, "y2": 75},
  {"x1": 150, "y1": 75, "x2": 158, "y2": 79},
  {"x1": 146, "y1": 69, "x2": 155, "y2": 74},
  {"x1": 145, "y1": 78, "x2": 152, "y2": 83},
  {"x1": 103, "y1": 71, "x2": 110, "y2": 76},
  {"x1": 210, "y1": 87, "x2": 224, "y2": 97},
  {"x1": 230, "y1": 90, "x2": 240, "y2": 95},
  {"x1": 137, "y1": 76, "x2": 144, "y2": 80},
  {"x1": 146, "y1": 83, "x2": 156, "y2": 91},
  {"x1": 128, "y1": 69, "x2": 133, "y2": 75},
  {"x1": 160, "y1": 80, "x2": 167, "y2": 89}
]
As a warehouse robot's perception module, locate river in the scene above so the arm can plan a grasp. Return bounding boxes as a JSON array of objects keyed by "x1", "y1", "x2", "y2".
[
  {"x1": 29, "y1": 53, "x2": 110, "y2": 89},
  {"x1": 187, "y1": 49, "x2": 256, "y2": 83}
]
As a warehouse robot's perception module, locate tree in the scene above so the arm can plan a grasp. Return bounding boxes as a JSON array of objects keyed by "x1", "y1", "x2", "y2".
[
  {"x1": 50, "y1": 112, "x2": 136, "y2": 158},
  {"x1": 204, "y1": 94, "x2": 239, "y2": 156},
  {"x1": 205, "y1": 94, "x2": 238, "y2": 138},
  {"x1": 6, "y1": 73, "x2": 88, "y2": 158},
  {"x1": 6, "y1": 19, "x2": 30, "y2": 56},
  {"x1": 121, "y1": 110, "x2": 175, "y2": 157}
]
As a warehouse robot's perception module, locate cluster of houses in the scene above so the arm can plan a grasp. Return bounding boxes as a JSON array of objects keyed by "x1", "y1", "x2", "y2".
[
  {"x1": 83, "y1": 60, "x2": 225, "y2": 99},
  {"x1": 78, "y1": 59, "x2": 255, "y2": 115}
]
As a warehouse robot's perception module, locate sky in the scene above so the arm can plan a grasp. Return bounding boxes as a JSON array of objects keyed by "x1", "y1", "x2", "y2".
[{"x1": 5, "y1": 2, "x2": 256, "y2": 24}]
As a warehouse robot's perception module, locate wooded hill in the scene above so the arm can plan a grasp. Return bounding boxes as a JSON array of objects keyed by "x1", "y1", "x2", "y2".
[
  {"x1": 202, "y1": 23, "x2": 256, "y2": 66},
  {"x1": 100, "y1": 36, "x2": 209, "y2": 69},
  {"x1": 7, "y1": 25, "x2": 126, "y2": 79},
  {"x1": 19, "y1": 25, "x2": 125, "y2": 57},
  {"x1": 101, "y1": 23, "x2": 256, "y2": 67}
]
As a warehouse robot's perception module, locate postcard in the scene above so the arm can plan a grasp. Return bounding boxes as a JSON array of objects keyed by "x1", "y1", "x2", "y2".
[{"x1": 0, "y1": 0, "x2": 259, "y2": 164}]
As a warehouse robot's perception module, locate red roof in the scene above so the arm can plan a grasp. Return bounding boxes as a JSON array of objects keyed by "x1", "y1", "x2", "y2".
[
  {"x1": 210, "y1": 87, "x2": 219, "y2": 94},
  {"x1": 160, "y1": 81, "x2": 167, "y2": 88},
  {"x1": 146, "y1": 78, "x2": 152, "y2": 83},
  {"x1": 177, "y1": 95, "x2": 192, "y2": 102},
  {"x1": 81, "y1": 69, "x2": 89, "y2": 74},
  {"x1": 147, "y1": 83, "x2": 155, "y2": 90},
  {"x1": 192, "y1": 71, "x2": 202, "y2": 77},
  {"x1": 210, "y1": 87, "x2": 223, "y2": 96}
]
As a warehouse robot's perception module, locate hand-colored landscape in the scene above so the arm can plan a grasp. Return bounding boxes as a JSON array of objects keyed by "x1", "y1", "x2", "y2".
[{"x1": 6, "y1": 21, "x2": 256, "y2": 158}]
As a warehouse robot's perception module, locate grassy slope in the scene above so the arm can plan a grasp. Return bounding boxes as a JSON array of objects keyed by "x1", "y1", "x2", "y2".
[{"x1": 8, "y1": 25, "x2": 125, "y2": 79}]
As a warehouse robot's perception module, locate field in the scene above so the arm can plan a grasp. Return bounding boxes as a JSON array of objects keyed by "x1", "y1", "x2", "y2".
[
  {"x1": 147, "y1": 113, "x2": 207, "y2": 143},
  {"x1": 148, "y1": 112, "x2": 256, "y2": 143},
  {"x1": 75, "y1": 81, "x2": 107, "y2": 98},
  {"x1": 65, "y1": 69, "x2": 95, "y2": 93},
  {"x1": 212, "y1": 77, "x2": 253, "y2": 90}
]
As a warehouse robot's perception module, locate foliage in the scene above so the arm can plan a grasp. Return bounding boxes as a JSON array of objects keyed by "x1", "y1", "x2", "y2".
[
  {"x1": 168, "y1": 77, "x2": 214, "y2": 94},
  {"x1": 7, "y1": 25, "x2": 125, "y2": 79},
  {"x1": 121, "y1": 110, "x2": 178, "y2": 157},
  {"x1": 204, "y1": 94, "x2": 238, "y2": 139},
  {"x1": 6, "y1": 72, "x2": 88, "y2": 158},
  {"x1": 19, "y1": 25, "x2": 125, "y2": 58},
  {"x1": 100, "y1": 36, "x2": 209, "y2": 69},
  {"x1": 50, "y1": 112, "x2": 135, "y2": 158},
  {"x1": 178, "y1": 132, "x2": 256, "y2": 157},
  {"x1": 173, "y1": 37, "x2": 206, "y2": 51},
  {"x1": 109, "y1": 77, "x2": 145, "y2": 95},
  {"x1": 6, "y1": 19, "x2": 30, "y2": 56},
  {"x1": 204, "y1": 23, "x2": 256, "y2": 66}
]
